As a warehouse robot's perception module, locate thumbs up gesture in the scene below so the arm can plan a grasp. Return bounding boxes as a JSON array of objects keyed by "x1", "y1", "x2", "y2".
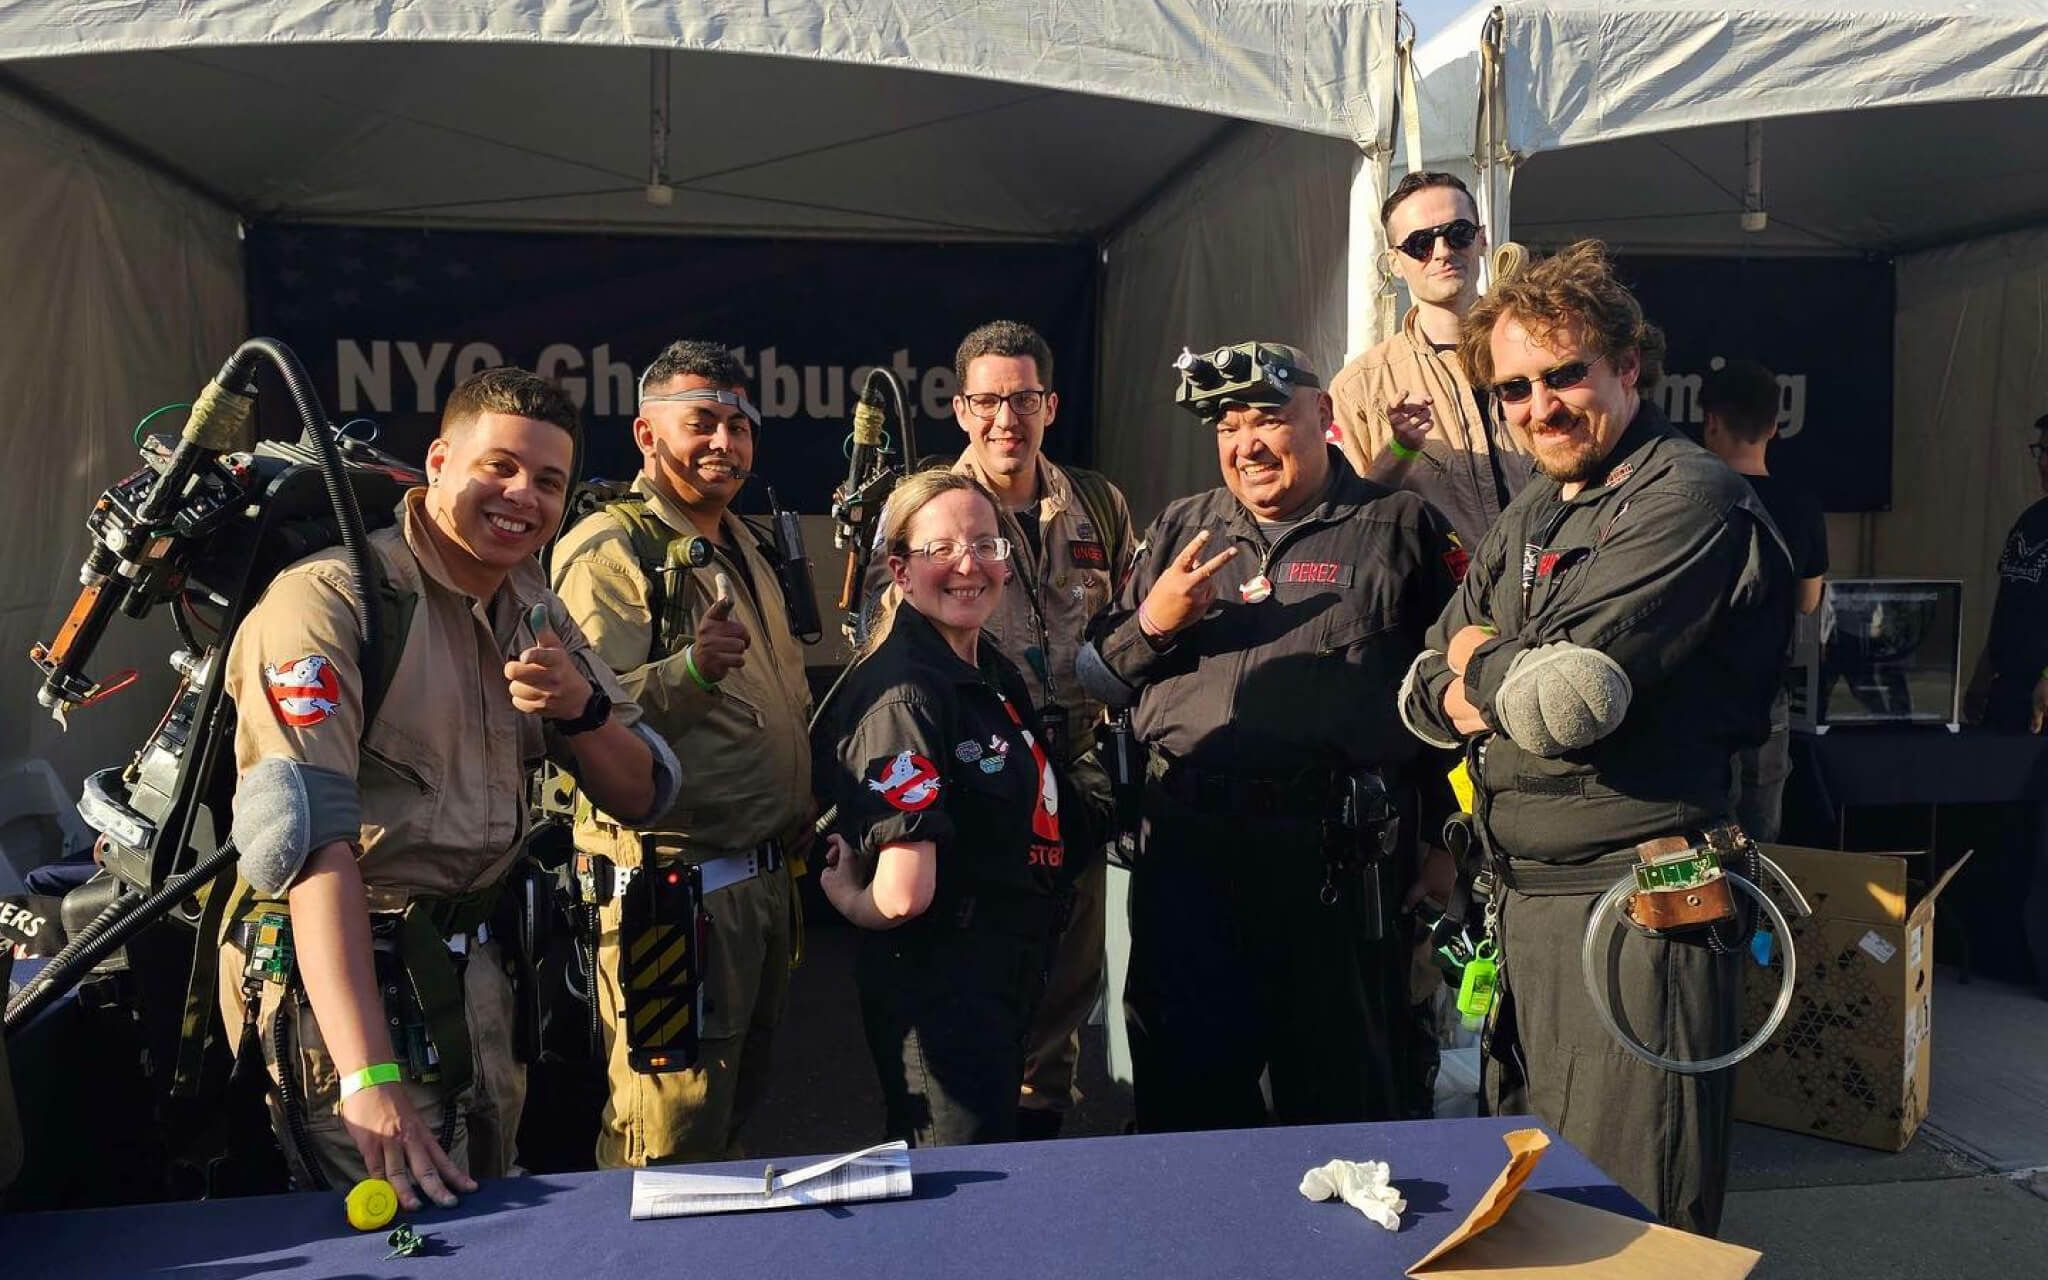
[
  {"x1": 507, "y1": 602, "x2": 596, "y2": 720},
  {"x1": 690, "y1": 572, "x2": 752, "y2": 683}
]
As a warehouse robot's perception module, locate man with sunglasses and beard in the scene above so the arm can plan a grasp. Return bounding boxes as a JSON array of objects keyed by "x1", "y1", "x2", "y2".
[
  {"x1": 1398, "y1": 242, "x2": 1792, "y2": 1236},
  {"x1": 1331, "y1": 172, "x2": 1533, "y2": 554}
]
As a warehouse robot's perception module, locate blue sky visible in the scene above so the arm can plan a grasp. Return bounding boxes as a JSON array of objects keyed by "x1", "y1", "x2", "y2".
[{"x1": 1405, "y1": 0, "x2": 1476, "y2": 40}]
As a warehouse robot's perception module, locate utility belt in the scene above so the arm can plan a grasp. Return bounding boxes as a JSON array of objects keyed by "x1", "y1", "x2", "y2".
[
  {"x1": 227, "y1": 882, "x2": 503, "y2": 1101},
  {"x1": 1491, "y1": 822, "x2": 1760, "y2": 947},
  {"x1": 572, "y1": 837, "x2": 784, "y2": 907},
  {"x1": 1147, "y1": 754, "x2": 1333, "y2": 822},
  {"x1": 1148, "y1": 752, "x2": 1400, "y2": 939},
  {"x1": 569, "y1": 834, "x2": 786, "y2": 1076}
]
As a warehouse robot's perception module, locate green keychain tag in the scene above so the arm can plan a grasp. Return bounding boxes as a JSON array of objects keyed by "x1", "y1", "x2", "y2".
[{"x1": 1455, "y1": 939, "x2": 1498, "y2": 1027}]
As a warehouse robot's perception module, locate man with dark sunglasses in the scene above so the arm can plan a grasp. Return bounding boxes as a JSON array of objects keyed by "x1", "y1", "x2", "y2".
[
  {"x1": 1330, "y1": 171, "x2": 1533, "y2": 553},
  {"x1": 1399, "y1": 242, "x2": 1792, "y2": 1237}
]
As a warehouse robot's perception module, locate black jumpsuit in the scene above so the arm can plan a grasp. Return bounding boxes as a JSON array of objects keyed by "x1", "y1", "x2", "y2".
[
  {"x1": 1085, "y1": 450, "x2": 1457, "y2": 1131},
  {"x1": 1401, "y1": 402, "x2": 1792, "y2": 1236},
  {"x1": 818, "y1": 605, "x2": 1070, "y2": 1147}
]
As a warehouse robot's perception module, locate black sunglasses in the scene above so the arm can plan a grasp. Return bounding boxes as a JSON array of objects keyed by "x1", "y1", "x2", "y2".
[
  {"x1": 1490, "y1": 358, "x2": 1602, "y2": 405},
  {"x1": 1394, "y1": 219, "x2": 1480, "y2": 262}
]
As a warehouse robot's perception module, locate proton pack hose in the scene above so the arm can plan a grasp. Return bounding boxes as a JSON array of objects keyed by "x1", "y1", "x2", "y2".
[{"x1": 5, "y1": 840, "x2": 240, "y2": 1033}]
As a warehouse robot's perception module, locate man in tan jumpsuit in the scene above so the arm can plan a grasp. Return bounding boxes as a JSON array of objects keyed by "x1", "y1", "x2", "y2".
[
  {"x1": 868, "y1": 320, "x2": 1134, "y2": 1138},
  {"x1": 221, "y1": 367, "x2": 676, "y2": 1212},
  {"x1": 552, "y1": 340, "x2": 815, "y2": 1167},
  {"x1": 1329, "y1": 170, "x2": 1533, "y2": 553},
  {"x1": 1328, "y1": 173, "x2": 1531, "y2": 1115}
]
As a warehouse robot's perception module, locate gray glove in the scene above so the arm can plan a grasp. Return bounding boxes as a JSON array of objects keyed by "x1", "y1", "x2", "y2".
[{"x1": 1492, "y1": 642, "x2": 1632, "y2": 757}]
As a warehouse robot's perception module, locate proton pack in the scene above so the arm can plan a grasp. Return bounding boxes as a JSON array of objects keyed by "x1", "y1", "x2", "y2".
[{"x1": 5, "y1": 339, "x2": 422, "y2": 1205}]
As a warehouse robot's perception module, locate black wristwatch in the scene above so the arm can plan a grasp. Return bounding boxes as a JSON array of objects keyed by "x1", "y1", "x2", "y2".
[{"x1": 556, "y1": 687, "x2": 612, "y2": 737}]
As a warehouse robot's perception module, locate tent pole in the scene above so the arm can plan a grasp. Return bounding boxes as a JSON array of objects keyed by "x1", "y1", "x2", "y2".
[{"x1": 647, "y1": 51, "x2": 674, "y2": 207}]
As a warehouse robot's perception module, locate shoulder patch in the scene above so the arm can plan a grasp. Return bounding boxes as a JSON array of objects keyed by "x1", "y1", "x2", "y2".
[
  {"x1": 866, "y1": 750, "x2": 942, "y2": 812},
  {"x1": 264, "y1": 654, "x2": 343, "y2": 728}
]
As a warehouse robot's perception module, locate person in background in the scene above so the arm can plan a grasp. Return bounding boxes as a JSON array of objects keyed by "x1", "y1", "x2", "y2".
[
  {"x1": 1330, "y1": 170, "x2": 1533, "y2": 553},
  {"x1": 1963, "y1": 412, "x2": 2048, "y2": 995},
  {"x1": 1702, "y1": 358, "x2": 1827, "y2": 841}
]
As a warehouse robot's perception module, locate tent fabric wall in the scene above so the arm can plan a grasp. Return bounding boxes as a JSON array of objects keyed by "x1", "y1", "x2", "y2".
[
  {"x1": 1884, "y1": 225, "x2": 2048, "y2": 662},
  {"x1": 1095, "y1": 126, "x2": 1361, "y2": 525},
  {"x1": 0, "y1": 89, "x2": 245, "y2": 788}
]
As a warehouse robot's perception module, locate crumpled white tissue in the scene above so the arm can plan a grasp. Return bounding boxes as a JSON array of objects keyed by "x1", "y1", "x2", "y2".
[{"x1": 1298, "y1": 1158, "x2": 1406, "y2": 1231}]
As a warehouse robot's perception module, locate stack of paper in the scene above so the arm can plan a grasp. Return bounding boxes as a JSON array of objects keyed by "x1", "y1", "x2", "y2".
[{"x1": 630, "y1": 1140, "x2": 912, "y2": 1220}]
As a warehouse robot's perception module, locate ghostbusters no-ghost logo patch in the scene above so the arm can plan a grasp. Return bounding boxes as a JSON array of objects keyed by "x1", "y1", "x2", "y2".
[
  {"x1": 263, "y1": 654, "x2": 343, "y2": 728},
  {"x1": 867, "y1": 750, "x2": 942, "y2": 812}
]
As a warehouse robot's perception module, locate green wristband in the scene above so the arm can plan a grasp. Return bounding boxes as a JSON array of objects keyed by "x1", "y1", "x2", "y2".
[
  {"x1": 339, "y1": 1062, "x2": 403, "y2": 1100},
  {"x1": 683, "y1": 643, "x2": 719, "y2": 692},
  {"x1": 1389, "y1": 437, "x2": 1423, "y2": 461}
]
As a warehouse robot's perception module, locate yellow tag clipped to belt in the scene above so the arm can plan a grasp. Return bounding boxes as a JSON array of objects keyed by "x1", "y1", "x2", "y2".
[{"x1": 1447, "y1": 760, "x2": 1475, "y2": 815}]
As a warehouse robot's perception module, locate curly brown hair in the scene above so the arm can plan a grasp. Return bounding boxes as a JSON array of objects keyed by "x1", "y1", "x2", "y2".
[{"x1": 1458, "y1": 240, "x2": 1665, "y2": 393}]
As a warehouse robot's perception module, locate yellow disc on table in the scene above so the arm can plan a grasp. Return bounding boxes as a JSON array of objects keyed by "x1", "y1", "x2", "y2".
[{"x1": 346, "y1": 1178, "x2": 398, "y2": 1231}]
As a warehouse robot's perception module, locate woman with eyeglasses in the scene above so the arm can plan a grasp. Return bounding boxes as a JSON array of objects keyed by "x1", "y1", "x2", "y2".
[{"x1": 813, "y1": 469, "x2": 1069, "y2": 1146}]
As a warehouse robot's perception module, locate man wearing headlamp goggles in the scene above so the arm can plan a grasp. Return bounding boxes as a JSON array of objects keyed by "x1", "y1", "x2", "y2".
[
  {"x1": 1330, "y1": 172, "x2": 1533, "y2": 554},
  {"x1": 552, "y1": 340, "x2": 815, "y2": 1169}
]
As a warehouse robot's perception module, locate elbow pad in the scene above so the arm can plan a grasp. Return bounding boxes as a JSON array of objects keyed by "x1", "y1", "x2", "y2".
[
  {"x1": 1492, "y1": 642, "x2": 1633, "y2": 757},
  {"x1": 231, "y1": 758, "x2": 362, "y2": 895},
  {"x1": 1075, "y1": 641, "x2": 1139, "y2": 710},
  {"x1": 622, "y1": 721, "x2": 683, "y2": 827}
]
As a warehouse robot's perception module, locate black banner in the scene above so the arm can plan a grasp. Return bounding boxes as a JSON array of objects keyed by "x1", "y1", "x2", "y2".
[
  {"x1": 0, "y1": 896, "x2": 64, "y2": 957},
  {"x1": 1616, "y1": 255, "x2": 1894, "y2": 512},
  {"x1": 246, "y1": 226, "x2": 1099, "y2": 513}
]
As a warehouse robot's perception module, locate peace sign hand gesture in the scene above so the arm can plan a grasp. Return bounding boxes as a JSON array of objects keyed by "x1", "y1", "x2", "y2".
[{"x1": 1138, "y1": 530, "x2": 1239, "y2": 639}]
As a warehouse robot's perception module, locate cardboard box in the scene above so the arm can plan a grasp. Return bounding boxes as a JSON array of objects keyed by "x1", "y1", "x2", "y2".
[{"x1": 1734, "y1": 845, "x2": 1967, "y2": 1151}]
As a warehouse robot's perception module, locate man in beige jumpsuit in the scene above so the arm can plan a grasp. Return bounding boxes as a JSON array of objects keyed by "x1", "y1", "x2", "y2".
[
  {"x1": 552, "y1": 340, "x2": 814, "y2": 1167},
  {"x1": 221, "y1": 367, "x2": 676, "y2": 1211}
]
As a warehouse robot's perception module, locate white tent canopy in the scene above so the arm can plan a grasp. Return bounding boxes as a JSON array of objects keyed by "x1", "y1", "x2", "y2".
[
  {"x1": 1410, "y1": 0, "x2": 2048, "y2": 664},
  {"x1": 1415, "y1": 0, "x2": 2048, "y2": 253},
  {"x1": 0, "y1": 1, "x2": 1397, "y2": 785},
  {"x1": 2, "y1": 1, "x2": 1391, "y2": 239}
]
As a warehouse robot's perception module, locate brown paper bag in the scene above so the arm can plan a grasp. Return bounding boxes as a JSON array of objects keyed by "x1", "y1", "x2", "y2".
[{"x1": 1407, "y1": 1130, "x2": 1760, "y2": 1279}]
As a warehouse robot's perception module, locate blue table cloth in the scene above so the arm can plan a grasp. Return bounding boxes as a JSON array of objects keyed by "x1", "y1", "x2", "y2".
[{"x1": 4, "y1": 1115, "x2": 1641, "y2": 1279}]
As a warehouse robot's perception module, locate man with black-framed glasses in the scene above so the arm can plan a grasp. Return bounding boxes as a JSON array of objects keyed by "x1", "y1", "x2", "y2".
[
  {"x1": 1330, "y1": 171, "x2": 1533, "y2": 553},
  {"x1": 1398, "y1": 242, "x2": 1792, "y2": 1236}
]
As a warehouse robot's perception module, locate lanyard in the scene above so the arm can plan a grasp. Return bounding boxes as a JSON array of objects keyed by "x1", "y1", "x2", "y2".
[{"x1": 1519, "y1": 503, "x2": 1576, "y2": 615}]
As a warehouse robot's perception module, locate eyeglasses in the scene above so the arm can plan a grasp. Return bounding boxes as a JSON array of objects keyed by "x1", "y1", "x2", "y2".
[
  {"x1": 1394, "y1": 218, "x2": 1480, "y2": 262},
  {"x1": 1490, "y1": 358, "x2": 1603, "y2": 405},
  {"x1": 960, "y1": 390, "x2": 1048, "y2": 419},
  {"x1": 908, "y1": 536, "x2": 1012, "y2": 564}
]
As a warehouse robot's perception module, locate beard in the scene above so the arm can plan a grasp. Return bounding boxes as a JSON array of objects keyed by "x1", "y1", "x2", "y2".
[{"x1": 1530, "y1": 439, "x2": 1606, "y2": 485}]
